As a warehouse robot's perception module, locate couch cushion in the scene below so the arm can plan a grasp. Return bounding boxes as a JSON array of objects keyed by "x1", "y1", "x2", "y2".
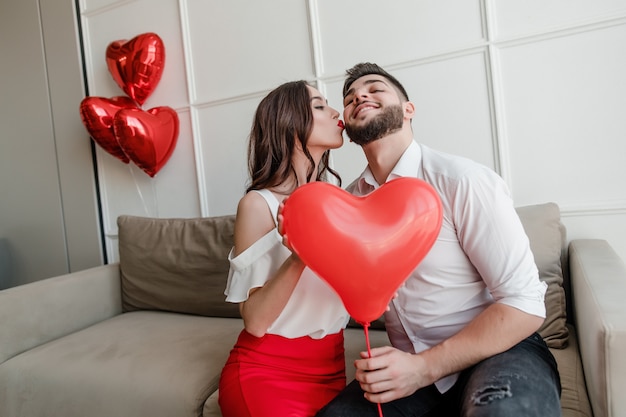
[
  {"x1": 0, "y1": 312, "x2": 243, "y2": 417},
  {"x1": 550, "y1": 325, "x2": 593, "y2": 417},
  {"x1": 516, "y1": 202, "x2": 569, "y2": 348},
  {"x1": 117, "y1": 215, "x2": 239, "y2": 318}
]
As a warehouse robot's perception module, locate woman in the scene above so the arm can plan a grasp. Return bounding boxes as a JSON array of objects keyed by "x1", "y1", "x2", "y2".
[{"x1": 218, "y1": 81, "x2": 350, "y2": 417}]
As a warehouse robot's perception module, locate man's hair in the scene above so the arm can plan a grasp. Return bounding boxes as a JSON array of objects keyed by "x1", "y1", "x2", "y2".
[{"x1": 343, "y1": 62, "x2": 410, "y2": 101}]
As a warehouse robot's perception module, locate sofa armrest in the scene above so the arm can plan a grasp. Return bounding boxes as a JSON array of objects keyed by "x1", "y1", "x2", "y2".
[
  {"x1": 0, "y1": 263, "x2": 122, "y2": 364},
  {"x1": 569, "y1": 239, "x2": 626, "y2": 417}
]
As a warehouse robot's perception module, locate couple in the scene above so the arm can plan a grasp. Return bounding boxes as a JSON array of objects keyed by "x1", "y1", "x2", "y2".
[{"x1": 218, "y1": 63, "x2": 562, "y2": 417}]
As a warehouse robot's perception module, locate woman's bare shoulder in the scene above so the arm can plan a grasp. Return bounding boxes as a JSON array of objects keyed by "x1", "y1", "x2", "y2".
[{"x1": 233, "y1": 191, "x2": 275, "y2": 255}]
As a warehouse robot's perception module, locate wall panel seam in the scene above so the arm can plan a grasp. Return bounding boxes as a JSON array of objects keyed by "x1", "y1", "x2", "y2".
[
  {"x1": 483, "y1": 0, "x2": 510, "y2": 186},
  {"x1": 307, "y1": 0, "x2": 323, "y2": 81},
  {"x1": 560, "y1": 203, "x2": 626, "y2": 217},
  {"x1": 493, "y1": 15, "x2": 626, "y2": 49},
  {"x1": 80, "y1": 0, "x2": 137, "y2": 17},
  {"x1": 178, "y1": 0, "x2": 210, "y2": 216}
]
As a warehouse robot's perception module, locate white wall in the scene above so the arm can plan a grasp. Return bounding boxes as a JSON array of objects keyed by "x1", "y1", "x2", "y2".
[{"x1": 77, "y1": 0, "x2": 626, "y2": 263}]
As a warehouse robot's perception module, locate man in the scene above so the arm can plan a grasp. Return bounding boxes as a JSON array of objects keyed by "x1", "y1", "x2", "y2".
[{"x1": 316, "y1": 63, "x2": 561, "y2": 416}]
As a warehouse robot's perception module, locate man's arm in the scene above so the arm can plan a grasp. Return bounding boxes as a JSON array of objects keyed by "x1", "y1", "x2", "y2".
[{"x1": 354, "y1": 303, "x2": 543, "y2": 403}]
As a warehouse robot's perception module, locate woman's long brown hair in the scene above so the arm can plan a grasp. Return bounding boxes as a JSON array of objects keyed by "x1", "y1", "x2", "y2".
[{"x1": 246, "y1": 80, "x2": 341, "y2": 193}]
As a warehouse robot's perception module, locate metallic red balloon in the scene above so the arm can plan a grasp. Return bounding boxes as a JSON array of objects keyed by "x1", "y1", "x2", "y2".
[
  {"x1": 282, "y1": 178, "x2": 443, "y2": 325},
  {"x1": 106, "y1": 33, "x2": 165, "y2": 106},
  {"x1": 113, "y1": 106, "x2": 179, "y2": 177},
  {"x1": 79, "y1": 96, "x2": 138, "y2": 163}
]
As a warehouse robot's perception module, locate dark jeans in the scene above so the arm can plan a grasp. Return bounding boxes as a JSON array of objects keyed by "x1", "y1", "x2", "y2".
[{"x1": 315, "y1": 332, "x2": 561, "y2": 417}]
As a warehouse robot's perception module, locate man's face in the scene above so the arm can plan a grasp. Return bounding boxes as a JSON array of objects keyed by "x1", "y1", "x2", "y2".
[{"x1": 342, "y1": 75, "x2": 404, "y2": 145}]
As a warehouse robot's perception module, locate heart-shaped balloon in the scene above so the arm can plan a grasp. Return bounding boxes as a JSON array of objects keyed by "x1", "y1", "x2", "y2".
[
  {"x1": 282, "y1": 177, "x2": 443, "y2": 325},
  {"x1": 79, "y1": 96, "x2": 138, "y2": 163},
  {"x1": 106, "y1": 32, "x2": 165, "y2": 106},
  {"x1": 113, "y1": 106, "x2": 179, "y2": 177}
]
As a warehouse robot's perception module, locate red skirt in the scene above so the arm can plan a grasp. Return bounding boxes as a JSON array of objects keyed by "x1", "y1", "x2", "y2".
[{"x1": 218, "y1": 329, "x2": 345, "y2": 417}]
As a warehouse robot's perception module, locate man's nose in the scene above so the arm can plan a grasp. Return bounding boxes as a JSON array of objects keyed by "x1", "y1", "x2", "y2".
[{"x1": 353, "y1": 90, "x2": 367, "y2": 104}]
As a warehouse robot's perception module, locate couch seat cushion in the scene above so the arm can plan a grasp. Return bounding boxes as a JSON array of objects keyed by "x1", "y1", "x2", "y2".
[
  {"x1": 0, "y1": 312, "x2": 242, "y2": 417},
  {"x1": 550, "y1": 325, "x2": 593, "y2": 417}
]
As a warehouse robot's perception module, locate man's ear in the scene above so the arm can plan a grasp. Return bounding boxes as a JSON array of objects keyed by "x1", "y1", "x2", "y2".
[{"x1": 403, "y1": 101, "x2": 415, "y2": 120}]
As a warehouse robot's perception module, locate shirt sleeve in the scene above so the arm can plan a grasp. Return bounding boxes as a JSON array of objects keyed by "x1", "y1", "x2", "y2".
[
  {"x1": 452, "y1": 167, "x2": 547, "y2": 318},
  {"x1": 223, "y1": 230, "x2": 287, "y2": 303}
]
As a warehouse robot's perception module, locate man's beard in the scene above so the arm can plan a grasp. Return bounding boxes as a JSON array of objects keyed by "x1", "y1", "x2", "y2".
[{"x1": 345, "y1": 104, "x2": 404, "y2": 146}]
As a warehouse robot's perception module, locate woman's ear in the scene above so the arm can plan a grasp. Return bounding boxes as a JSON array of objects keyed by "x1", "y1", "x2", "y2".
[{"x1": 294, "y1": 136, "x2": 304, "y2": 152}]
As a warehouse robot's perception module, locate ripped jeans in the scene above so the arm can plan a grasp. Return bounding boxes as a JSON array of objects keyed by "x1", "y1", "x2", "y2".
[{"x1": 315, "y1": 332, "x2": 561, "y2": 417}]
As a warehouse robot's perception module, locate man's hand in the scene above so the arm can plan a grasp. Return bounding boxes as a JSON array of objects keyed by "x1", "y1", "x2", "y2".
[{"x1": 354, "y1": 346, "x2": 432, "y2": 404}]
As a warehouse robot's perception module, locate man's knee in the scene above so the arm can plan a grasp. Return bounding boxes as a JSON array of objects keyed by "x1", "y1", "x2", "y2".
[
  {"x1": 470, "y1": 381, "x2": 512, "y2": 405},
  {"x1": 461, "y1": 375, "x2": 559, "y2": 417}
]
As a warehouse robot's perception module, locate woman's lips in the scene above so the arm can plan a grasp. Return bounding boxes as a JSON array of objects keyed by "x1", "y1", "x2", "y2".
[{"x1": 338, "y1": 120, "x2": 345, "y2": 129}]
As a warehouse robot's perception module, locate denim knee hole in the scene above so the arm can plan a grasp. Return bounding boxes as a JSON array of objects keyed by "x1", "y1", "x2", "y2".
[{"x1": 471, "y1": 383, "x2": 512, "y2": 405}]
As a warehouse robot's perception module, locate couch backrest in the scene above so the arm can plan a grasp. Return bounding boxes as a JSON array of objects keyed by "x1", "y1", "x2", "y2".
[
  {"x1": 117, "y1": 214, "x2": 241, "y2": 319},
  {"x1": 515, "y1": 202, "x2": 569, "y2": 348}
]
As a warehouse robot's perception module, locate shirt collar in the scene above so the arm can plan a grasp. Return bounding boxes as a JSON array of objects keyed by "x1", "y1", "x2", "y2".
[{"x1": 356, "y1": 141, "x2": 422, "y2": 193}]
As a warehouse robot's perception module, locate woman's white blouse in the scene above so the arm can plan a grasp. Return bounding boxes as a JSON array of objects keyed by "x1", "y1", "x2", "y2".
[{"x1": 224, "y1": 190, "x2": 349, "y2": 339}]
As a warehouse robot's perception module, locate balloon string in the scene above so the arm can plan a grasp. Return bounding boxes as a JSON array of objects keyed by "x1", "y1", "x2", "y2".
[
  {"x1": 150, "y1": 176, "x2": 159, "y2": 218},
  {"x1": 363, "y1": 323, "x2": 384, "y2": 417},
  {"x1": 364, "y1": 322, "x2": 373, "y2": 357},
  {"x1": 128, "y1": 164, "x2": 151, "y2": 217}
]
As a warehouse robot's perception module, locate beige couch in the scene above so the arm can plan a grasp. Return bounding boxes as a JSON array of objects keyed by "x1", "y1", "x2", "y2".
[{"x1": 1, "y1": 203, "x2": 625, "y2": 417}]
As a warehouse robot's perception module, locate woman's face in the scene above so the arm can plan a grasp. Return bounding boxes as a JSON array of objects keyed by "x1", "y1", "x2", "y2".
[{"x1": 306, "y1": 85, "x2": 344, "y2": 151}]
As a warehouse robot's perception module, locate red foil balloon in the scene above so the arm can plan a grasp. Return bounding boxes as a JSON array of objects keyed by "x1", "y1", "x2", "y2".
[
  {"x1": 106, "y1": 32, "x2": 165, "y2": 106},
  {"x1": 113, "y1": 106, "x2": 179, "y2": 177},
  {"x1": 282, "y1": 178, "x2": 443, "y2": 325},
  {"x1": 79, "y1": 96, "x2": 138, "y2": 163}
]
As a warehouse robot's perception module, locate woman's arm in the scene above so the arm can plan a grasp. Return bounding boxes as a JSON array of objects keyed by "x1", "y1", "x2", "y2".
[{"x1": 234, "y1": 192, "x2": 305, "y2": 337}]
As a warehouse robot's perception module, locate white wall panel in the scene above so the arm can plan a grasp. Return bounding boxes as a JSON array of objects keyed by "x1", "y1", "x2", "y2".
[
  {"x1": 492, "y1": 0, "x2": 626, "y2": 39},
  {"x1": 183, "y1": 0, "x2": 315, "y2": 103},
  {"x1": 81, "y1": 0, "x2": 129, "y2": 13},
  {"x1": 499, "y1": 24, "x2": 626, "y2": 208},
  {"x1": 194, "y1": 98, "x2": 262, "y2": 216},
  {"x1": 151, "y1": 109, "x2": 202, "y2": 218},
  {"x1": 316, "y1": 0, "x2": 485, "y2": 76},
  {"x1": 395, "y1": 54, "x2": 496, "y2": 170}
]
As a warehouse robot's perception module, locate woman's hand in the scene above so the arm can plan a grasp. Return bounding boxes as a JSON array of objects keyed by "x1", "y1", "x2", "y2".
[{"x1": 276, "y1": 199, "x2": 296, "y2": 254}]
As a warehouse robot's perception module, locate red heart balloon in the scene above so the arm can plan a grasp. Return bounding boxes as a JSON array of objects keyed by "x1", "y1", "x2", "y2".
[
  {"x1": 106, "y1": 32, "x2": 165, "y2": 106},
  {"x1": 282, "y1": 178, "x2": 443, "y2": 325},
  {"x1": 79, "y1": 96, "x2": 138, "y2": 163},
  {"x1": 113, "y1": 106, "x2": 179, "y2": 177}
]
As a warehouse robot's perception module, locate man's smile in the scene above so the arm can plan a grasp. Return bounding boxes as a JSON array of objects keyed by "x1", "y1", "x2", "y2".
[{"x1": 353, "y1": 102, "x2": 380, "y2": 118}]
